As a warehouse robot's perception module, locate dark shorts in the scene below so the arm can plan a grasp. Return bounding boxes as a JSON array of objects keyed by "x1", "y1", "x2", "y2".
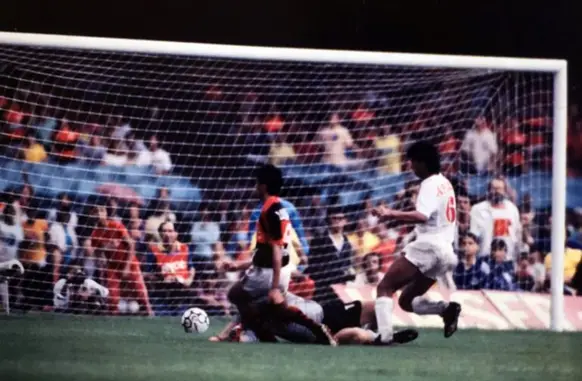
[{"x1": 322, "y1": 300, "x2": 362, "y2": 334}]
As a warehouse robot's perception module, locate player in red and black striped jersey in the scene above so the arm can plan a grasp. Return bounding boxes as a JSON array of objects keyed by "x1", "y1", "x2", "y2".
[{"x1": 226, "y1": 164, "x2": 336, "y2": 345}]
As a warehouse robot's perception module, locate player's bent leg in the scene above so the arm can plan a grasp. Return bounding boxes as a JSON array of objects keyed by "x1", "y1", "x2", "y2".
[
  {"x1": 399, "y1": 273, "x2": 461, "y2": 338},
  {"x1": 374, "y1": 256, "x2": 419, "y2": 344},
  {"x1": 335, "y1": 327, "x2": 419, "y2": 346},
  {"x1": 227, "y1": 281, "x2": 278, "y2": 343},
  {"x1": 398, "y1": 274, "x2": 439, "y2": 313},
  {"x1": 269, "y1": 302, "x2": 337, "y2": 346}
]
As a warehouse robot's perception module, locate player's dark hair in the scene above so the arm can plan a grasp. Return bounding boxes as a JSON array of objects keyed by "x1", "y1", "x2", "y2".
[
  {"x1": 406, "y1": 141, "x2": 441, "y2": 174},
  {"x1": 491, "y1": 238, "x2": 508, "y2": 252},
  {"x1": 255, "y1": 164, "x2": 283, "y2": 196}
]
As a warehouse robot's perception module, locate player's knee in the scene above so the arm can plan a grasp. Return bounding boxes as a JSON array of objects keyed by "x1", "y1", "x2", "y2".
[
  {"x1": 376, "y1": 280, "x2": 395, "y2": 297},
  {"x1": 398, "y1": 295, "x2": 414, "y2": 312}
]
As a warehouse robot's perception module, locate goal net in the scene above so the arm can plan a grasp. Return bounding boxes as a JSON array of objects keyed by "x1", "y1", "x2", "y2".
[{"x1": 0, "y1": 34, "x2": 568, "y2": 329}]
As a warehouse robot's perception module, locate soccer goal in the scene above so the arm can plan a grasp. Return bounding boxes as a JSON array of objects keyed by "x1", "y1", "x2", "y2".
[{"x1": 0, "y1": 32, "x2": 568, "y2": 331}]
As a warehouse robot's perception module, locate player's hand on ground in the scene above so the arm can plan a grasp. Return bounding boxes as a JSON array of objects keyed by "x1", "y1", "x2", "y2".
[{"x1": 268, "y1": 288, "x2": 285, "y2": 305}]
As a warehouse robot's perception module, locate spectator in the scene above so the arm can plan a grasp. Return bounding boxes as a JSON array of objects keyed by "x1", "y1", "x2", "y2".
[
  {"x1": 51, "y1": 119, "x2": 79, "y2": 164},
  {"x1": 145, "y1": 188, "x2": 177, "y2": 242},
  {"x1": 544, "y1": 244, "x2": 582, "y2": 286},
  {"x1": 48, "y1": 205, "x2": 78, "y2": 277},
  {"x1": 305, "y1": 205, "x2": 355, "y2": 302},
  {"x1": 269, "y1": 130, "x2": 296, "y2": 166},
  {"x1": 78, "y1": 134, "x2": 107, "y2": 165},
  {"x1": 21, "y1": 130, "x2": 47, "y2": 163},
  {"x1": 501, "y1": 118, "x2": 527, "y2": 175},
  {"x1": 126, "y1": 202, "x2": 146, "y2": 258},
  {"x1": 351, "y1": 252, "x2": 384, "y2": 287},
  {"x1": 106, "y1": 197, "x2": 122, "y2": 222},
  {"x1": 527, "y1": 248, "x2": 546, "y2": 292},
  {"x1": 103, "y1": 139, "x2": 128, "y2": 166},
  {"x1": 145, "y1": 221, "x2": 195, "y2": 315},
  {"x1": 453, "y1": 233, "x2": 482, "y2": 290},
  {"x1": 0, "y1": 204, "x2": 23, "y2": 263},
  {"x1": 302, "y1": 195, "x2": 327, "y2": 238},
  {"x1": 480, "y1": 239, "x2": 517, "y2": 291},
  {"x1": 190, "y1": 202, "x2": 225, "y2": 277},
  {"x1": 125, "y1": 131, "x2": 151, "y2": 167},
  {"x1": 516, "y1": 253, "x2": 535, "y2": 291},
  {"x1": 439, "y1": 126, "x2": 461, "y2": 159},
  {"x1": 460, "y1": 116, "x2": 498, "y2": 174},
  {"x1": 520, "y1": 213, "x2": 536, "y2": 254},
  {"x1": 347, "y1": 219, "x2": 380, "y2": 268},
  {"x1": 362, "y1": 196, "x2": 379, "y2": 231},
  {"x1": 374, "y1": 123, "x2": 401, "y2": 174},
  {"x1": 48, "y1": 193, "x2": 79, "y2": 231},
  {"x1": 148, "y1": 134, "x2": 172, "y2": 175},
  {"x1": 454, "y1": 188, "x2": 472, "y2": 251},
  {"x1": 470, "y1": 177, "x2": 521, "y2": 261},
  {"x1": 318, "y1": 112, "x2": 358, "y2": 168},
  {"x1": 14, "y1": 183, "x2": 33, "y2": 224},
  {"x1": 18, "y1": 203, "x2": 50, "y2": 309},
  {"x1": 89, "y1": 201, "x2": 153, "y2": 316},
  {"x1": 264, "y1": 106, "x2": 284, "y2": 134},
  {"x1": 225, "y1": 204, "x2": 251, "y2": 260},
  {"x1": 371, "y1": 221, "x2": 398, "y2": 273}
]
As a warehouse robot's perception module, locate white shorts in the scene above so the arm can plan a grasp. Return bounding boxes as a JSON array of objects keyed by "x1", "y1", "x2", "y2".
[
  {"x1": 404, "y1": 239, "x2": 458, "y2": 280},
  {"x1": 242, "y1": 265, "x2": 292, "y2": 301}
]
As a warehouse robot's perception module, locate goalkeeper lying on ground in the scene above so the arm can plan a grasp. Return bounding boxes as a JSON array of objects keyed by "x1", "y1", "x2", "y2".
[{"x1": 210, "y1": 292, "x2": 418, "y2": 345}]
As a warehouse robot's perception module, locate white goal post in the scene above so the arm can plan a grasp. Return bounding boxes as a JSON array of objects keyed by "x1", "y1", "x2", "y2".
[{"x1": 0, "y1": 32, "x2": 568, "y2": 331}]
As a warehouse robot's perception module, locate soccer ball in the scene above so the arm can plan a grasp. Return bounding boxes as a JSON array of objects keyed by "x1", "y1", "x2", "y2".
[{"x1": 181, "y1": 307, "x2": 210, "y2": 333}]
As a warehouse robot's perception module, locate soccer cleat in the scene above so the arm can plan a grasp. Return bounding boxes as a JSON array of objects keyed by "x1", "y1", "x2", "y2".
[
  {"x1": 442, "y1": 302, "x2": 461, "y2": 338},
  {"x1": 314, "y1": 324, "x2": 338, "y2": 346},
  {"x1": 372, "y1": 328, "x2": 419, "y2": 346}
]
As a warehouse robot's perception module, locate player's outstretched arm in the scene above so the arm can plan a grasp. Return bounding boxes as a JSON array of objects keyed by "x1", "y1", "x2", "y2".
[
  {"x1": 374, "y1": 206, "x2": 428, "y2": 224},
  {"x1": 209, "y1": 319, "x2": 238, "y2": 342}
]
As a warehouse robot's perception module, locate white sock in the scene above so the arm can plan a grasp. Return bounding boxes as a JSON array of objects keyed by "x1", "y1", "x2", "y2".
[
  {"x1": 411, "y1": 297, "x2": 448, "y2": 316},
  {"x1": 374, "y1": 297, "x2": 394, "y2": 342}
]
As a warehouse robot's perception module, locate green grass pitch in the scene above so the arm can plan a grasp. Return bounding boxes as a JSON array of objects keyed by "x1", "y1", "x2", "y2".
[{"x1": 0, "y1": 314, "x2": 580, "y2": 381}]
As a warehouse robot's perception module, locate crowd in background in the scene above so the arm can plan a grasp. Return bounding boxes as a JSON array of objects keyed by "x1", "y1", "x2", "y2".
[{"x1": 0, "y1": 65, "x2": 582, "y2": 316}]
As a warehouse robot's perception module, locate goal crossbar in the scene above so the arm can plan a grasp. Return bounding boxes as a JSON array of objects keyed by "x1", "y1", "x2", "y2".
[{"x1": 0, "y1": 32, "x2": 567, "y2": 73}]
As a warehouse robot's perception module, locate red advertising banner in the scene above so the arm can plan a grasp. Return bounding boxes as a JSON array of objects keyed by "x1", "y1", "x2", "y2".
[{"x1": 331, "y1": 284, "x2": 582, "y2": 331}]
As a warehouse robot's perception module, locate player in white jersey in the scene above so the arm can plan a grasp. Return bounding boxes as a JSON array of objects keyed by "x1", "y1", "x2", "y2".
[{"x1": 373, "y1": 140, "x2": 462, "y2": 345}]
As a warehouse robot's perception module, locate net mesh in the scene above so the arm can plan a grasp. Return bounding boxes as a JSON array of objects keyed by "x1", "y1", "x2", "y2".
[{"x1": 0, "y1": 43, "x2": 555, "y2": 316}]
